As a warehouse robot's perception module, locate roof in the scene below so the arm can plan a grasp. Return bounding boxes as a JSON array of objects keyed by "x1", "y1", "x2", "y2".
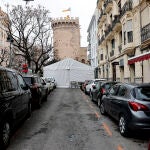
[{"x1": 43, "y1": 58, "x2": 94, "y2": 71}]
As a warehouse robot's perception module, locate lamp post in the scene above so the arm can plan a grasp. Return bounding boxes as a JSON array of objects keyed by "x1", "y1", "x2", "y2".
[{"x1": 23, "y1": 0, "x2": 34, "y2": 4}]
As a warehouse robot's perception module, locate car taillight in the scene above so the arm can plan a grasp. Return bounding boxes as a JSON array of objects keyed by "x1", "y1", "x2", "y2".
[
  {"x1": 101, "y1": 88, "x2": 106, "y2": 94},
  {"x1": 129, "y1": 101, "x2": 149, "y2": 111}
]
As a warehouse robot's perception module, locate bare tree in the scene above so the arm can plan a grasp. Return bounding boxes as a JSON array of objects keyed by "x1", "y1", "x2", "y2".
[{"x1": 6, "y1": 5, "x2": 53, "y2": 73}]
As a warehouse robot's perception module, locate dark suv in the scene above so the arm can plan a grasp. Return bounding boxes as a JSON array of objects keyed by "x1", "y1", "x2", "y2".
[
  {"x1": 23, "y1": 74, "x2": 48, "y2": 109},
  {"x1": 0, "y1": 66, "x2": 32, "y2": 149}
]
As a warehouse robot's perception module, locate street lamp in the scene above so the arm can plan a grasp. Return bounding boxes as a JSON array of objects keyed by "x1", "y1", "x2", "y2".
[{"x1": 23, "y1": 0, "x2": 34, "y2": 4}]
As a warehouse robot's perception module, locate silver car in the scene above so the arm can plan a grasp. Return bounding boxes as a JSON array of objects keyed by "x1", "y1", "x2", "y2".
[{"x1": 100, "y1": 83, "x2": 150, "y2": 137}]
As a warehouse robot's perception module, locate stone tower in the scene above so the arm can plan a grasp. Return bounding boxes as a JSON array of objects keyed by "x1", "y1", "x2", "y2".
[{"x1": 51, "y1": 17, "x2": 81, "y2": 61}]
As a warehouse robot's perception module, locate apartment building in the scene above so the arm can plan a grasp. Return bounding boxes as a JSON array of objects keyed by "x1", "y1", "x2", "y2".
[
  {"x1": 0, "y1": 7, "x2": 10, "y2": 66},
  {"x1": 87, "y1": 8, "x2": 99, "y2": 78},
  {"x1": 97, "y1": 0, "x2": 150, "y2": 83}
]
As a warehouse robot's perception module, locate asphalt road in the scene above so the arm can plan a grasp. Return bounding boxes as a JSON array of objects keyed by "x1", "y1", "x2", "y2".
[{"x1": 8, "y1": 88, "x2": 149, "y2": 150}]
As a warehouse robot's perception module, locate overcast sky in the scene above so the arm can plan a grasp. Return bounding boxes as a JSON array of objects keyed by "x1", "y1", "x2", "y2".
[{"x1": 0, "y1": 0, "x2": 97, "y2": 47}]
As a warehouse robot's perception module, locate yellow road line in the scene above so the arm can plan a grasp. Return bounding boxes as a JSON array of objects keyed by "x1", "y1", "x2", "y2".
[
  {"x1": 102, "y1": 122, "x2": 112, "y2": 136},
  {"x1": 117, "y1": 145, "x2": 123, "y2": 150},
  {"x1": 94, "y1": 111, "x2": 100, "y2": 119}
]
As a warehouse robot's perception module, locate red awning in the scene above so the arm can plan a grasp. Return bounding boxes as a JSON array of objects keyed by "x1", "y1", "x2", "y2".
[{"x1": 128, "y1": 52, "x2": 150, "y2": 65}]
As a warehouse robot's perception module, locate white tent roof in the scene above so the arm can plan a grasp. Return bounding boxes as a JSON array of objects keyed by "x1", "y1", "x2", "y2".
[
  {"x1": 43, "y1": 58, "x2": 94, "y2": 88},
  {"x1": 44, "y1": 58, "x2": 94, "y2": 71}
]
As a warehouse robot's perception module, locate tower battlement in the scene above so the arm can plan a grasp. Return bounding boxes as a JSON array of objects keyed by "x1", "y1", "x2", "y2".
[{"x1": 51, "y1": 17, "x2": 79, "y2": 28}]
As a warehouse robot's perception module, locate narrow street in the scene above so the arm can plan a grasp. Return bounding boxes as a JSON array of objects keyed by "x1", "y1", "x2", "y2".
[{"x1": 8, "y1": 88, "x2": 149, "y2": 150}]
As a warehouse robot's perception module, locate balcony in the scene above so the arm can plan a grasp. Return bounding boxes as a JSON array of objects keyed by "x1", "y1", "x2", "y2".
[
  {"x1": 121, "y1": 1, "x2": 132, "y2": 17},
  {"x1": 97, "y1": 10, "x2": 107, "y2": 26},
  {"x1": 105, "y1": 24, "x2": 114, "y2": 40},
  {"x1": 112, "y1": 15, "x2": 121, "y2": 31},
  {"x1": 104, "y1": 0, "x2": 113, "y2": 13},
  {"x1": 97, "y1": 0, "x2": 104, "y2": 9},
  {"x1": 141, "y1": 23, "x2": 150, "y2": 43},
  {"x1": 110, "y1": 50, "x2": 114, "y2": 57},
  {"x1": 98, "y1": 35, "x2": 105, "y2": 45},
  {"x1": 118, "y1": 44, "x2": 122, "y2": 53}
]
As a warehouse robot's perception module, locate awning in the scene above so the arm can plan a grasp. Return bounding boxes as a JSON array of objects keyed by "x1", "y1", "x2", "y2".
[{"x1": 128, "y1": 51, "x2": 150, "y2": 65}]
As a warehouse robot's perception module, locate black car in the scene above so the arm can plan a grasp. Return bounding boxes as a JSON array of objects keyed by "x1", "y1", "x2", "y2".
[
  {"x1": 100, "y1": 83, "x2": 150, "y2": 136},
  {"x1": 0, "y1": 67, "x2": 32, "y2": 149},
  {"x1": 23, "y1": 74, "x2": 48, "y2": 109},
  {"x1": 91, "y1": 81, "x2": 119, "y2": 107}
]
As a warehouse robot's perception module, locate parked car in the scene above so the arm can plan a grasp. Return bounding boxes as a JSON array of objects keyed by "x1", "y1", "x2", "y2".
[
  {"x1": 100, "y1": 83, "x2": 150, "y2": 136},
  {"x1": 90, "y1": 81, "x2": 119, "y2": 107},
  {"x1": 85, "y1": 79, "x2": 106, "y2": 95},
  {"x1": 44, "y1": 77, "x2": 54, "y2": 92},
  {"x1": 0, "y1": 67, "x2": 32, "y2": 149},
  {"x1": 81, "y1": 80, "x2": 91, "y2": 92},
  {"x1": 23, "y1": 74, "x2": 48, "y2": 109},
  {"x1": 46, "y1": 77, "x2": 57, "y2": 89}
]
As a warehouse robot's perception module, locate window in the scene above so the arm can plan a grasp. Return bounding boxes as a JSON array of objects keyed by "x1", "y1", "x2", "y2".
[
  {"x1": 127, "y1": 31, "x2": 133, "y2": 43},
  {"x1": 111, "y1": 39, "x2": 115, "y2": 49},
  {"x1": 109, "y1": 85, "x2": 119, "y2": 96},
  {"x1": 126, "y1": 20, "x2": 133, "y2": 43},
  {"x1": 133, "y1": 87, "x2": 150, "y2": 100},
  {"x1": 0, "y1": 70, "x2": 17, "y2": 92},
  {"x1": 17, "y1": 74, "x2": 26, "y2": 89},
  {"x1": 117, "y1": 85, "x2": 127, "y2": 97}
]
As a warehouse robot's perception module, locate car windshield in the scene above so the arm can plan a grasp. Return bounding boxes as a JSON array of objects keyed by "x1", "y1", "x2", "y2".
[
  {"x1": 133, "y1": 87, "x2": 150, "y2": 100},
  {"x1": 23, "y1": 77, "x2": 32, "y2": 85}
]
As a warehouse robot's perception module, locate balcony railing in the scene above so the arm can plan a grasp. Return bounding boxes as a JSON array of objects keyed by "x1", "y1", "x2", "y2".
[
  {"x1": 141, "y1": 23, "x2": 150, "y2": 42},
  {"x1": 110, "y1": 50, "x2": 114, "y2": 57},
  {"x1": 118, "y1": 44, "x2": 122, "y2": 53},
  {"x1": 121, "y1": 1, "x2": 132, "y2": 17},
  {"x1": 105, "y1": 24, "x2": 112, "y2": 37},
  {"x1": 97, "y1": 10, "x2": 106, "y2": 25},
  {"x1": 112, "y1": 15, "x2": 121, "y2": 29},
  {"x1": 104, "y1": 0, "x2": 113, "y2": 10}
]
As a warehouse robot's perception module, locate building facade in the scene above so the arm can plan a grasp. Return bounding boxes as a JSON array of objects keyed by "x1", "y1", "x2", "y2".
[
  {"x1": 87, "y1": 8, "x2": 99, "y2": 70},
  {"x1": 97, "y1": 0, "x2": 150, "y2": 83},
  {"x1": 0, "y1": 7, "x2": 10, "y2": 66},
  {"x1": 51, "y1": 17, "x2": 88, "y2": 63}
]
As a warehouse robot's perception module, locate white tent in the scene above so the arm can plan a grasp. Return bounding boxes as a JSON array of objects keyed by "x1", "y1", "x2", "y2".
[{"x1": 43, "y1": 58, "x2": 94, "y2": 88}]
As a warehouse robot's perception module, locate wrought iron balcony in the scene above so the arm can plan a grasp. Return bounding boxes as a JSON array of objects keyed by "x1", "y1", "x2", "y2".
[
  {"x1": 104, "y1": 0, "x2": 113, "y2": 12},
  {"x1": 121, "y1": 1, "x2": 132, "y2": 17},
  {"x1": 98, "y1": 35, "x2": 105, "y2": 45},
  {"x1": 141, "y1": 23, "x2": 150, "y2": 43},
  {"x1": 97, "y1": 10, "x2": 106, "y2": 25},
  {"x1": 112, "y1": 15, "x2": 121, "y2": 29},
  {"x1": 105, "y1": 24, "x2": 112, "y2": 37},
  {"x1": 118, "y1": 44, "x2": 122, "y2": 53},
  {"x1": 110, "y1": 50, "x2": 114, "y2": 57}
]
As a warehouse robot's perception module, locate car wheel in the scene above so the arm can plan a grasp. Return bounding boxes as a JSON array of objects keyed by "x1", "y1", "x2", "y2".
[
  {"x1": 0, "y1": 120, "x2": 11, "y2": 149},
  {"x1": 100, "y1": 101, "x2": 106, "y2": 115},
  {"x1": 119, "y1": 115, "x2": 129, "y2": 137}
]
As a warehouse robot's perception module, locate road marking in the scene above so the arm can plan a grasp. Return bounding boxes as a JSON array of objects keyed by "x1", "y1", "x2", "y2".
[
  {"x1": 117, "y1": 145, "x2": 124, "y2": 150},
  {"x1": 94, "y1": 111, "x2": 100, "y2": 119},
  {"x1": 89, "y1": 104, "x2": 94, "y2": 109},
  {"x1": 102, "y1": 122, "x2": 112, "y2": 136}
]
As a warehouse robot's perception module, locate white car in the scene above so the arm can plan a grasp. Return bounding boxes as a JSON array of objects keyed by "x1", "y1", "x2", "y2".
[{"x1": 85, "y1": 79, "x2": 106, "y2": 95}]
